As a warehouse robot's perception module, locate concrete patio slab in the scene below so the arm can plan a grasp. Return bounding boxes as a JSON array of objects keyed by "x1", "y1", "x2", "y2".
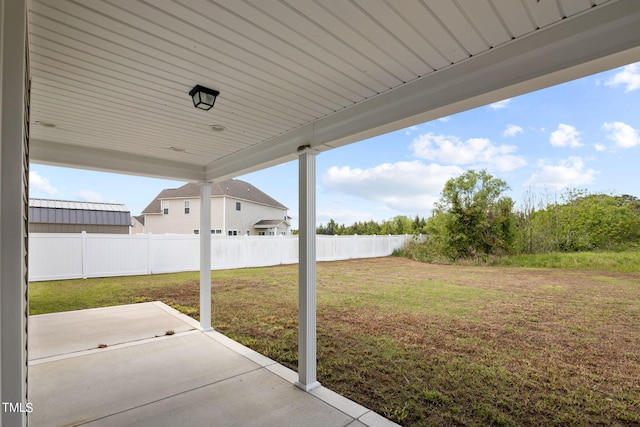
[
  {"x1": 29, "y1": 301, "x2": 198, "y2": 360},
  {"x1": 87, "y1": 369, "x2": 354, "y2": 427},
  {"x1": 28, "y1": 302, "x2": 399, "y2": 427}
]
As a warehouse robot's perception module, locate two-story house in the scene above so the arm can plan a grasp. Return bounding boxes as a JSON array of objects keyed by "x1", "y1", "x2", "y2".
[{"x1": 141, "y1": 179, "x2": 290, "y2": 236}]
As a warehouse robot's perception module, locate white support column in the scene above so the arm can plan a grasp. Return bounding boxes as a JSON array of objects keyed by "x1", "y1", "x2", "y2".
[
  {"x1": 1, "y1": 0, "x2": 29, "y2": 424},
  {"x1": 295, "y1": 146, "x2": 320, "y2": 391},
  {"x1": 199, "y1": 182, "x2": 213, "y2": 331}
]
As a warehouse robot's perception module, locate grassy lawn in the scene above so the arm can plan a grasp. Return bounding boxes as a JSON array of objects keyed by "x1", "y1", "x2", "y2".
[
  {"x1": 491, "y1": 250, "x2": 640, "y2": 272},
  {"x1": 30, "y1": 257, "x2": 640, "y2": 426}
]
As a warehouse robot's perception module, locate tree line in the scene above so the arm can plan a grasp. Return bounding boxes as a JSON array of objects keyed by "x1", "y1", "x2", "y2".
[
  {"x1": 420, "y1": 169, "x2": 640, "y2": 259},
  {"x1": 316, "y1": 215, "x2": 427, "y2": 236},
  {"x1": 319, "y1": 169, "x2": 640, "y2": 259}
]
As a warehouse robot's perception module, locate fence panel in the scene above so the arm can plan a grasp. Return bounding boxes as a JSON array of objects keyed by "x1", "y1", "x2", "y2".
[
  {"x1": 212, "y1": 236, "x2": 246, "y2": 269},
  {"x1": 151, "y1": 235, "x2": 199, "y2": 274},
  {"x1": 28, "y1": 233, "x2": 411, "y2": 281},
  {"x1": 316, "y1": 236, "x2": 337, "y2": 262},
  {"x1": 280, "y1": 237, "x2": 299, "y2": 265},
  {"x1": 29, "y1": 233, "x2": 83, "y2": 281},
  {"x1": 84, "y1": 234, "x2": 150, "y2": 278},
  {"x1": 243, "y1": 236, "x2": 294, "y2": 268}
]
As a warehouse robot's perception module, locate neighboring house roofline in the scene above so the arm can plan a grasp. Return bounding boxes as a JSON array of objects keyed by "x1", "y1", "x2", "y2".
[{"x1": 141, "y1": 179, "x2": 287, "y2": 215}]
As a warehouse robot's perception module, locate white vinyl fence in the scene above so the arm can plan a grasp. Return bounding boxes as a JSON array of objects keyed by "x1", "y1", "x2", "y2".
[{"x1": 28, "y1": 233, "x2": 412, "y2": 282}]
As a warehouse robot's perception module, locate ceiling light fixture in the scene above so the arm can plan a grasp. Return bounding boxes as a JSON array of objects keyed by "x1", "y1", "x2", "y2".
[{"x1": 189, "y1": 85, "x2": 220, "y2": 111}]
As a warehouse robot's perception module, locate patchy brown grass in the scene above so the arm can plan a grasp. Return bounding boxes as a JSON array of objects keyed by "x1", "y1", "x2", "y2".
[
  {"x1": 141, "y1": 258, "x2": 640, "y2": 426},
  {"x1": 31, "y1": 257, "x2": 640, "y2": 426}
]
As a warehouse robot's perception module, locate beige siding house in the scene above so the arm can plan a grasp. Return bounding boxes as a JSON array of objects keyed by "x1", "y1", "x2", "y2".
[
  {"x1": 142, "y1": 179, "x2": 290, "y2": 236},
  {"x1": 130, "y1": 215, "x2": 145, "y2": 234}
]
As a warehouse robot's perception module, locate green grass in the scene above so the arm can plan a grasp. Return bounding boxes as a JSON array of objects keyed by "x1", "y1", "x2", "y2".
[
  {"x1": 491, "y1": 250, "x2": 640, "y2": 272},
  {"x1": 29, "y1": 272, "x2": 198, "y2": 315},
  {"x1": 396, "y1": 240, "x2": 640, "y2": 273},
  {"x1": 29, "y1": 256, "x2": 640, "y2": 426}
]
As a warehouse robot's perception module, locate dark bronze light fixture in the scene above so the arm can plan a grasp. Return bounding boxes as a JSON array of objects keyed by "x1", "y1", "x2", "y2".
[{"x1": 189, "y1": 85, "x2": 220, "y2": 111}]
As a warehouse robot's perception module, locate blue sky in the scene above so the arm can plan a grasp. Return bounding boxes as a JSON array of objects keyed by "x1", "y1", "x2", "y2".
[{"x1": 31, "y1": 62, "x2": 640, "y2": 229}]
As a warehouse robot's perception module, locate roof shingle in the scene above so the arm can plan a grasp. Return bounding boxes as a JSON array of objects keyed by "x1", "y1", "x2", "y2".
[{"x1": 142, "y1": 179, "x2": 286, "y2": 214}]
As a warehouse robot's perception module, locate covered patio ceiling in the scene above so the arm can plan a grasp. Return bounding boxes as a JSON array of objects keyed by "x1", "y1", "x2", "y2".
[{"x1": 28, "y1": 0, "x2": 640, "y2": 183}]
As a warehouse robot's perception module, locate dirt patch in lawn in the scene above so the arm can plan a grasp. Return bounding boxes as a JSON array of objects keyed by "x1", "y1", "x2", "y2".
[{"x1": 146, "y1": 257, "x2": 640, "y2": 426}]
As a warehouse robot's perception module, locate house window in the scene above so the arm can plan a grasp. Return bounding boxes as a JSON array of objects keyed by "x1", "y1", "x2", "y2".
[
  {"x1": 184, "y1": 201, "x2": 190, "y2": 214},
  {"x1": 162, "y1": 201, "x2": 169, "y2": 215},
  {"x1": 258, "y1": 231, "x2": 265, "y2": 236},
  {"x1": 228, "y1": 230, "x2": 238, "y2": 236},
  {"x1": 235, "y1": 202, "x2": 241, "y2": 211},
  {"x1": 193, "y1": 229, "x2": 199, "y2": 235},
  {"x1": 213, "y1": 229, "x2": 222, "y2": 234}
]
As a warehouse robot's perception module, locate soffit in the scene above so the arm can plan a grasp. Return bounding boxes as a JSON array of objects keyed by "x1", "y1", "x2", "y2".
[{"x1": 27, "y1": 0, "x2": 640, "y2": 182}]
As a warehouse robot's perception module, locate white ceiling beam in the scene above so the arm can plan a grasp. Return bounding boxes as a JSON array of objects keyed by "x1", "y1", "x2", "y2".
[
  {"x1": 30, "y1": 139, "x2": 205, "y2": 182},
  {"x1": 205, "y1": 0, "x2": 640, "y2": 182}
]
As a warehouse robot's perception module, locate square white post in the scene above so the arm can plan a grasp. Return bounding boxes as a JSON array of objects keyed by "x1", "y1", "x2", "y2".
[
  {"x1": 295, "y1": 147, "x2": 320, "y2": 391},
  {"x1": 1, "y1": 0, "x2": 29, "y2": 424},
  {"x1": 199, "y1": 182, "x2": 213, "y2": 331}
]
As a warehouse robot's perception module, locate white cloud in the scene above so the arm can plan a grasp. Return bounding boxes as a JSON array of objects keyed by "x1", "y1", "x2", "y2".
[
  {"x1": 404, "y1": 125, "x2": 419, "y2": 135},
  {"x1": 29, "y1": 171, "x2": 58, "y2": 196},
  {"x1": 550, "y1": 124, "x2": 583, "y2": 148},
  {"x1": 410, "y1": 133, "x2": 526, "y2": 172},
  {"x1": 321, "y1": 161, "x2": 463, "y2": 213},
  {"x1": 605, "y1": 63, "x2": 640, "y2": 92},
  {"x1": 503, "y1": 124, "x2": 523, "y2": 138},
  {"x1": 77, "y1": 189, "x2": 105, "y2": 202},
  {"x1": 602, "y1": 121, "x2": 640, "y2": 148},
  {"x1": 525, "y1": 157, "x2": 597, "y2": 190},
  {"x1": 594, "y1": 143, "x2": 607, "y2": 152},
  {"x1": 489, "y1": 99, "x2": 511, "y2": 109}
]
